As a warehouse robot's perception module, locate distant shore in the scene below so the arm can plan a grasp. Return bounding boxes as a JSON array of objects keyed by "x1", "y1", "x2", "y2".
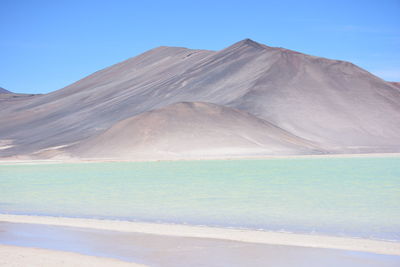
[
  {"x1": 1, "y1": 152, "x2": 400, "y2": 165},
  {"x1": 1, "y1": 214, "x2": 399, "y2": 256}
]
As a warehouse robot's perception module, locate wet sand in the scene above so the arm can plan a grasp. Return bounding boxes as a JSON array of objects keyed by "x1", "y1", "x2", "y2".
[
  {"x1": 1, "y1": 216, "x2": 400, "y2": 267},
  {"x1": 0, "y1": 244, "x2": 146, "y2": 267},
  {"x1": 1, "y1": 214, "x2": 399, "y2": 256}
]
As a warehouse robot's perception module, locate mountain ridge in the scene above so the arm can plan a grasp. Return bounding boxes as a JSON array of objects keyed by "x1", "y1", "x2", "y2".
[{"x1": 0, "y1": 87, "x2": 11, "y2": 94}]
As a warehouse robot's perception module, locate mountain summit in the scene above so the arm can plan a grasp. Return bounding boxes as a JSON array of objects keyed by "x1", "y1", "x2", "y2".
[
  {"x1": 229, "y1": 38, "x2": 267, "y2": 49},
  {"x1": 1, "y1": 40, "x2": 399, "y2": 160}
]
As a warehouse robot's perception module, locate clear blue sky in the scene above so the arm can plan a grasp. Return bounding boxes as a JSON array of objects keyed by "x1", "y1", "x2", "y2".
[{"x1": 1, "y1": 0, "x2": 399, "y2": 94}]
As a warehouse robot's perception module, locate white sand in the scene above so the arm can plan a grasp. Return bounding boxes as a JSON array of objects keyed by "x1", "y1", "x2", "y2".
[
  {"x1": 0, "y1": 152, "x2": 399, "y2": 165},
  {"x1": 0, "y1": 244, "x2": 146, "y2": 267},
  {"x1": 1, "y1": 214, "x2": 399, "y2": 256}
]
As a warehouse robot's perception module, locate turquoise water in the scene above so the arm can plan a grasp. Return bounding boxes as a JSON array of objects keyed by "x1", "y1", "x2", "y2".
[{"x1": 1, "y1": 158, "x2": 399, "y2": 241}]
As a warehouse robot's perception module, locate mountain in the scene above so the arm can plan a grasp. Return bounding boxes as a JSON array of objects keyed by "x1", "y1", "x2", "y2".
[
  {"x1": 1, "y1": 39, "x2": 399, "y2": 160},
  {"x1": 0, "y1": 87, "x2": 11, "y2": 94}
]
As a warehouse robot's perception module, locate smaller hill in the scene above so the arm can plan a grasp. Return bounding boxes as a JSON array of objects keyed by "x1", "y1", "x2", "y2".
[{"x1": 66, "y1": 102, "x2": 323, "y2": 160}]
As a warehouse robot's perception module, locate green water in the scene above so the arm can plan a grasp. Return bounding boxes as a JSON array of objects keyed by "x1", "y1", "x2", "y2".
[{"x1": 1, "y1": 158, "x2": 399, "y2": 241}]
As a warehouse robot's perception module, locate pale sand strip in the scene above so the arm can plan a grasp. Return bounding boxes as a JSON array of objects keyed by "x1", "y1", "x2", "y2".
[
  {"x1": 0, "y1": 152, "x2": 399, "y2": 165},
  {"x1": 1, "y1": 214, "x2": 399, "y2": 256},
  {"x1": 0, "y1": 244, "x2": 146, "y2": 267}
]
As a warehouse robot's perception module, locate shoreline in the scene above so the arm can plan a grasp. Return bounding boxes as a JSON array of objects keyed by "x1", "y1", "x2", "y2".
[
  {"x1": 1, "y1": 214, "x2": 399, "y2": 256},
  {"x1": 4, "y1": 221, "x2": 399, "y2": 267},
  {"x1": 1, "y1": 152, "x2": 400, "y2": 165}
]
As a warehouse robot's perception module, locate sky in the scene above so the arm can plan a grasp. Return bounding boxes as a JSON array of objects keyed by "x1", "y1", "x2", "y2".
[{"x1": 1, "y1": 0, "x2": 399, "y2": 94}]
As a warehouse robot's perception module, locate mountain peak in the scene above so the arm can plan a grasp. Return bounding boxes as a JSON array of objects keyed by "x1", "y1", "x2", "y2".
[
  {"x1": 229, "y1": 38, "x2": 266, "y2": 50},
  {"x1": 239, "y1": 38, "x2": 259, "y2": 44}
]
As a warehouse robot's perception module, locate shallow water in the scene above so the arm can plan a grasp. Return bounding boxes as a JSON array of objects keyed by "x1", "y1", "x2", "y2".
[{"x1": 1, "y1": 158, "x2": 399, "y2": 241}]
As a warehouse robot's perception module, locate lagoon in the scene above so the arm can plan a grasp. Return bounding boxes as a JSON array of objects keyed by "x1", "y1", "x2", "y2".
[{"x1": 1, "y1": 157, "x2": 399, "y2": 241}]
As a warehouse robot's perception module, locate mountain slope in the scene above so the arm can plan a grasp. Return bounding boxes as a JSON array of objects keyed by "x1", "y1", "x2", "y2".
[
  {"x1": 226, "y1": 46, "x2": 400, "y2": 150},
  {"x1": 390, "y1": 82, "x2": 400, "y2": 89},
  {"x1": 0, "y1": 87, "x2": 10, "y2": 94},
  {"x1": 1, "y1": 39, "x2": 400, "y2": 159},
  {"x1": 0, "y1": 47, "x2": 214, "y2": 156}
]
